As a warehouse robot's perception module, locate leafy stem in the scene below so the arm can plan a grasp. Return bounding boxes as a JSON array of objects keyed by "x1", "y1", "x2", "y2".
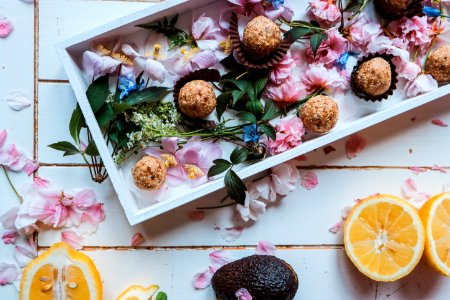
[{"x1": 2, "y1": 166, "x2": 23, "y2": 203}]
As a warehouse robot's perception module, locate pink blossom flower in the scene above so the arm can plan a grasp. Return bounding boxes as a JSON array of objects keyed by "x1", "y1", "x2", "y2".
[
  {"x1": 236, "y1": 288, "x2": 253, "y2": 300},
  {"x1": 367, "y1": 36, "x2": 410, "y2": 61},
  {"x1": 345, "y1": 134, "x2": 367, "y2": 159},
  {"x1": 82, "y1": 51, "x2": 121, "y2": 80},
  {"x1": 300, "y1": 170, "x2": 319, "y2": 190},
  {"x1": 308, "y1": 0, "x2": 341, "y2": 24},
  {"x1": 267, "y1": 116, "x2": 305, "y2": 155},
  {"x1": 236, "y1": 184, "x2": 267, "y2": 222},
  {"x1": 0, "y1": 263, "x2": 19, "y2": 286},
  {"x1": 345, "y1": 14, "x2": 383, "y2": 53},
  {"x1": 302, "y1": 63, "x2": 348, "y2": 94},
  {"x1": 0, "y1": 16, "x2": 13, "y2": 38},
  {"x1": 306, "y1": 28, "x2": 347, "y2": 68},
  {"x1": 388, "y1": 16, "x2": 432, "y2": 51},
  {"x1": 431, "y1": 119, "x2": 448, "y2": 127},
  {"x1": 264, "y1": 76, "x2": 307, "y2": 104},
  {"x1": 1, "y1": 230, "x2": 17, "y2": 244},
  {"x1": 131, "y1": 232, "x2": 145, "y2": 246},
  {"x1": 176, "y1": 138, "x2": 222, "y2": 186},
  {"x1": 393, "y1": 57, "x2": 421, "y2": 82},
  {"x1": 255, "y1": 240, "x2": 276, "y2": 255},
  {"x1": 61, "y1": 229, "x2": 84, "y2": 250},
  {"x1": 162, "y1": 48, "x2": 218, "y2": 81},
  {"x1": 192, "y1": 15, "x2": 229, "y2": 61},
  {"x1": 270, "y1": 162, "x2": 300, "y2": 195},
  {"x1": 269, "y1": 51, "x2": 296, "y2": 84},
  {"x1": 406, "y1": 74, "x2": 438, "y2": 97}
]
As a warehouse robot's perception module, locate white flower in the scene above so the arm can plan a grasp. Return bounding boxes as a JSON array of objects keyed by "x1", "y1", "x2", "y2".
[{"x1": 236, "y1": 183, "x2": 267, "y2": 222}]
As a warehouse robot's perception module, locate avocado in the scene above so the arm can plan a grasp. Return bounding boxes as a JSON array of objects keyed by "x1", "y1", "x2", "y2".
[{"x1": 211, "y1": 255, "x2": 298, "y2": 300}]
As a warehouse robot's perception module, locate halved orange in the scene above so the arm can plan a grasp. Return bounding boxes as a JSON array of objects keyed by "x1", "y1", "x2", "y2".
[
  {"x1": 116, "y1": 284, "x2": 160, "y2": 300},
  {"x1": 420, "y1": 192, "x2": 450, "y2": 276},
  {"x1": 20, "y1": 242, "x2": 102, "y2": 300},
  {"x1": 344, "y1": 194, "x2": 425, "y2": 281}
]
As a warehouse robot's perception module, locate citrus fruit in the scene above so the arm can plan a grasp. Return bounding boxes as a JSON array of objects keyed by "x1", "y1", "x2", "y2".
[
  {"x1": 20, "y1": 242, "x2": 102, "y2": 300},
  {"x1": 116, "y1": 284, "x2": 160, "y2": 300},
  {"x1": 344, "y1": 194, "x2": 425, "y2": 281},
  {"x1": 420, "y1": 192, "x2": 450, "y2": 276}
]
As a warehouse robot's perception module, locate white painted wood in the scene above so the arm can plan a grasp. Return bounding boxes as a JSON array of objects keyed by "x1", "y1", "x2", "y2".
[
  {"x1": 37, "y1": 167, "x2": 450, "y2": 247},
  {"x1": 38, "y1": 0, "x2": 154, "y2": 80}
]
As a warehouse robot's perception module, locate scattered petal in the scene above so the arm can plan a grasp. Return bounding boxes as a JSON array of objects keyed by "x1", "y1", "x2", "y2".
[
  {"x1": 432, "y1": 119, "x2": 448, "y2": 127},
  {"x1": 192, "y1": 268, "x2": 214, "y2": 289},
  {"x1": 255, "y1": 241, "x2": 276, "y2": 256},
  {"x1": 401, "y1": 178, "x2": 418, "y2": 199},
  {"x1": 5, "y1": 90, "x2": 32, "y2": 111},
  {"x1": 236, "y1": 288, "x2": 253, "y2": 300},
  {"x1": 23, "y1": 159, "x2": 39, "y2": 176},
  {"x1": 186, "y1": 210, "x2": 205, "y2": 222},
  {"x1": 209, "y1": 250, "x2": 233, "y2": 267},
  {"x1": 300, "y1": 171, "x2": 319, "y2": 190},
  {"x1": 409, "y1": 166, "x2": 428, "y2": 175},
  {"x1": 14, "y1": 237, "x2": 37, "y2": 268},
  {"x1": 61, "y1": 229, "x2": 84, "y2": 250},
  {"x1": 431, "y1": 164, "x2": 447, "y2": 173},
  {"x1": 0, "y1": 130, "x2": 6, "y2": 148},
  {"x1": 0, "y1": 16, "x2": 13, "y2": 38},
  {"x1": 0, "y1": 207, "x2": 19, "y2": 230},
  {"x1": 0, "y1": 263, "x2": 19, "y2": 286},
  {"x1": 345, "y1": 134, "x2": 367, "y2": 159},
  {"x1": 323, "y1": 145, "x2": 336, "y2": 155},
  {"x1": 223, "y1": 226, "x2": 244, "y2": 242},
  {"x1": 329, "y1": 221, "x2": 342, "y2": 234},
  {"x1": 131, "y1": 232, "x2": 144, "y2": 247},
  {"x1": 2, "y1": 230, "x2": 17, "y2": 244}
]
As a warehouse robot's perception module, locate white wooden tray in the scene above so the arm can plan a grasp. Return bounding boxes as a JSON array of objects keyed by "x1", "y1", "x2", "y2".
[{"x1": 56, "y1": 0, "x2": 450, "y2": 225}]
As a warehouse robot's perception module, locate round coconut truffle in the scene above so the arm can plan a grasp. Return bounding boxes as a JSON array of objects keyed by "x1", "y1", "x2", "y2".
[
  {"x1": 243, "y1": 16, "x2": 282, "y2": 59},
  {"x1": 132, "y1": 156, "x2": 167, "y2": 190},
  {"x1": 374, "y1": 0, "x2": 413, "y2": 19},
  {"x1": 178, "y1": 80, "x2": 217, "y2": 119},
  {"x1": 300, "y1": 96, "x2": 339, "y2": 134},
  {"x1": 426, "y1": 45, "x2": 450, "y2": 82},
  {"x1": 354, "y1": 57, "x2": 392, "y2": 97}
]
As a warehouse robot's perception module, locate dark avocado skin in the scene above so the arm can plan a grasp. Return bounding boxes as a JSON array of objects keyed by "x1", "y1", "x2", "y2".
[{"x1": 211, "y1": 255, "x2": 298, "y2": 300}]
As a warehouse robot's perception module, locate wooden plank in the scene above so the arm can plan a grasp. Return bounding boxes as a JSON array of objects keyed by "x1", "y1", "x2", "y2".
[
  {"x1": 38, "y1": 0, "x2": 156, "y2": 80},
  {"x1": 37, "y1": 167, "x2": 450, "y2": 247}
]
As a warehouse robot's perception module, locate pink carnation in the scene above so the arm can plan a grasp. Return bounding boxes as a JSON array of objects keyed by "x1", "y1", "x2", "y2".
[
  {"x1": 308, "y1": 0, "x2": 341, "y2": 24},
  {"x1": 345, "y1": 14, "x2": 383, "y2": 53},
  {"x1": 306, "y1": 28, "x2": 347, "y2": 68},
  {"x1": 388, "y1": 16, "x2": 432, "y2": 52},
  {"x1": 264, "y1": 76, "x2": 307, "y2": 104},
  {"x1": 302, "y1": 63, "x2": 348, "y2": 94},
  {"x1": 269, "y1": 51, "x2": 296, "y2": 84},
  {"x1": 267, "y1": 116, "x2": 305, "y2": 155}
]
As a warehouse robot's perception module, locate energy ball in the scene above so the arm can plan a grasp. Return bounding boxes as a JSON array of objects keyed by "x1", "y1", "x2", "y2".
[
  {"x1": 300, "y1": 96, "x2": 339, "y2": 134},
  {"x1": 354, "y1": 57, "x2": 392, "y2": 97},
  {"x1": 132, "y1": 156, "x2": 167, "y2": 190},
  {"x1": 178, "y1": 80, "x2": 217, "y2": 119},
  {"x1": 374, "y1": 0, "x2": 413, "y2": 19},
  {"x1": 243, "y1": 16, "x2": 282, "y2": 59},
  {"x1": 426, "y1": 45, "x2": 450, "y2": 82}
]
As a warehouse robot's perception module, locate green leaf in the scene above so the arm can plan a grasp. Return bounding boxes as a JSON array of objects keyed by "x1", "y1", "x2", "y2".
[
  {"x1": 246, "y1": 100, "x2": 263, "y2": 119},
  {"x1": 69, "y1": 105, "x2": 84, "y2": 146},
  {"x1": 224, "y1": 169, "x2": 247, "y2": 205},
  {"x1": 48, "y1": 141, "x2": 80, "y2": 155},
  {"x1": 112, "y1": 102, "x2": 130, "y2": 114},
  {"x1": 170, "y1": 14, "x2": 179, "y2": 26},
  {"x1": 232, "y1": 90, "x2": 246, "y2": 106},
  {"x1": 310, "y1": 32, "x2": 328, "y2": 58},
  {"x1": 84, "y1": 140, "x2": 100, "y2": 156},
  {"x1": 260, "y1": 123, "x2": 277, "y2": 141},
  {"x1": 86, "y1": 75, "x2": 110, "y2": 113},
  {"x1": 230, "y1": 147, "x2": 249, "y2": 165},
  {"x1": 284, "y1": 27, "x2": 313, "y2": 42},
  {"x1": 208, "y1": 159, "x2": 232, "y2": 177},
  {"x1": 254, "y1": 76, "x2": 268, "y2": 97},
  {"x1": 125, "y1": 87, "x2": 169, "y2": 106},
  {"x1": 235, "y1": 111, "x2": 257, "y2": 124},
  {"x1": 262, "y1": 100, "x2": 276, "y2": 121},
  {"x1": 216, "y1": 92, "x2": 231, "y2": 120},
  {"x1": 96, "y1": 103, "x2": 115, "y2": 129},
  {"x1": 155, "y1": 291, "x2": 168, "y2": 300}
]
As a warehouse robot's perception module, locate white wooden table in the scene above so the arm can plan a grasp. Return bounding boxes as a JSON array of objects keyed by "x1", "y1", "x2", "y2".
[{"x1": 1, "y1": 0, "x2": 450, "y2": 299}]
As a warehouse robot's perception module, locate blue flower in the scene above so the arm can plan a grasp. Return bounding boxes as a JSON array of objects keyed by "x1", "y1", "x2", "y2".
[
  {"x1": 335, "y1": 52, "x2": 357, "y2": 71},
  {"x1": 242, "y1": 124, "x2": 260, "y2": 143},
  {"x1": 423, "y1": 5, "x2": 441, "y2": 17},
  {"x1": 268, "y1": 0, "x2": 285, "y2": 10},
  {"x1": 118, "y1": 74, "x2": 144, "y2": 100}
]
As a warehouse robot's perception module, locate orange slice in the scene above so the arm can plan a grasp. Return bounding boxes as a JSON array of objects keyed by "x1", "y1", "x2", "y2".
[
  {"x1": 344, "y1": 194, "x2": 425, "y2": 281},
  {"x1": 420, "y1": 192, "x2": 450, "y2": 276},
  {"x1": 20, "y1": 242, "x2": 102, "y2": 300},
  {"x1": 116, "y1": 284, "x2": 160, "y2": 300}
]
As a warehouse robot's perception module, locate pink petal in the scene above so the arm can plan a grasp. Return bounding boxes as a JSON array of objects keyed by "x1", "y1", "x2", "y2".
[
  {"x1": 61, "y1": 229, "x2": 84, "y2": 250},
  {"x1": 0, "y1": 263, "x2": 19, "y2": 286},
  {"x1": 143, "y1": 58, "x2": 166, "y2": 84},
  {"x1": 209, "y1": 250, "x2": 233, "y2": 267},
  {"x1": 14, "y1": 236, "x2": 37, "y2": 268},
  {"x1": 255, "y1": 241, "x2": 276, "y2": 256},
  {"x1": 431, "y1": 164, "x2": 447, "y2": 173},
  {"x1": 222, "y1": 226, "x2": 244, "y2": 242},
  {"x1": 23, "y1": 159, "x2": 39, "y2": 176},
  {"x1": 401, "y1": 178, "x2": 418, "y2": 198},
  {"x1": 0, "y1": 207, "x2": 19, "y2": 230},
  {"x1": 5, "y1": 90, "x2": 32, "y2": 111},
  {"x1": 345, "y1": 134, "x2": 367, "y2": 159},
  {"x1": 329, "y1": 221, "x2": 342, "y2": 234},
  {"x1": 409, "y1": 166, "x2": 428, "y2": 175},
  {"x1": 186, "y1": 210, "x2": 205, "y2": 222},
  {"x1": 161, "y1": 137, "x2": 178, "y2": 154},
  {"x1": 131, "y1": 232, "x2": 145, "y2": 247},
  {"x1": 192, "y1": 268, "x2": 214, "y2": 289},
  {"x1": 33, "y1": 176, "x2": 50, "y2": 188},
  {"x1": 73, "y1": 189, "x2": 96, "y2": 208},
  {"x1": 236, "y1": 288, "x2": 253, "y2": 300},
  {"x1": 79, "y1": 203, "x2": 106, "y2": 234},
  {"x1": 0, "y1": 16, "x2": 13, "y2": 38},
  {"x1": 300, "y1": 171, "x2": 319, "y2": 190},
  {"x1": 431, "y1": 119, "x2": 448, "y2": 127},
  {"x1": 1, "y1": 230, "x2": 17, "y2": 244},
  {"x1": 0, "y1": 130, "x2": 7, "y2": 149}
]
